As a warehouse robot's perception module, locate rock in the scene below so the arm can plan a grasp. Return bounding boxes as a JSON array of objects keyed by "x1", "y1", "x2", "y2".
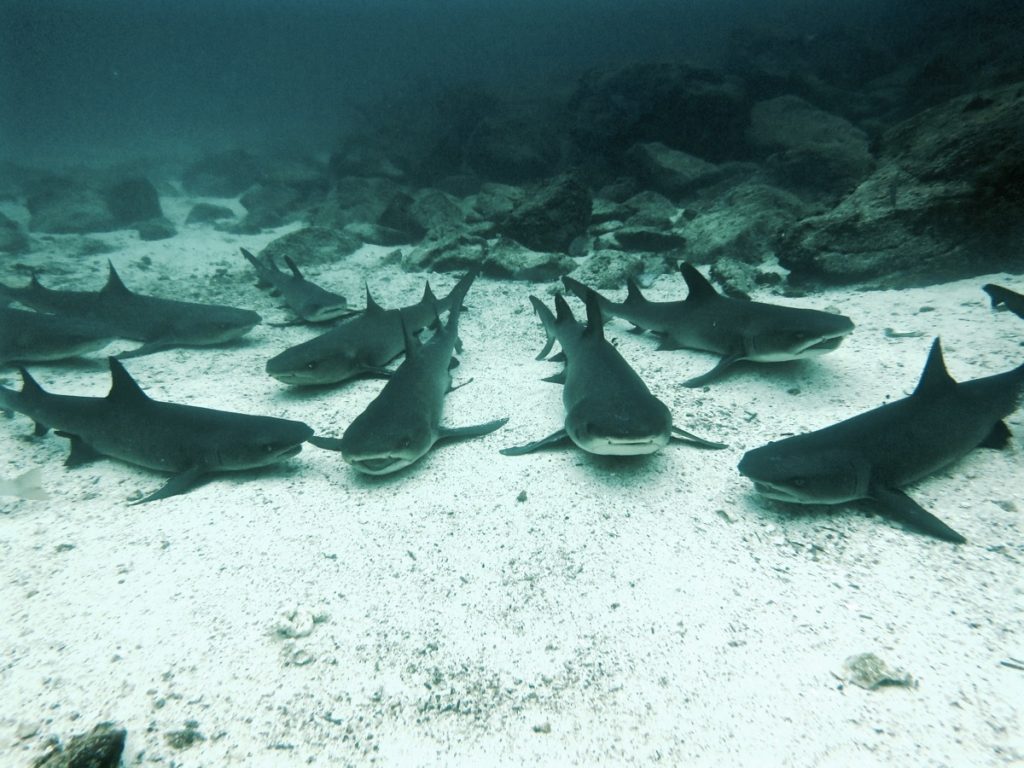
[
  {"x1": 570, "y1": 63, "x2": 750, "y2": 162},
  {"x1": 747, "y1": 95, "x2": 875, "y2": 196},
  {"x1": 261, "y1": 226, "x2": 362, "y2": 267},
  {"x1": 136, "y1": 217, "x2": 177, "y2": 241},
  {"x1": 238, "y1": 183, "x2": 304, "y2": 230},
  {"x1": 103, "y1": 177, "x2": 163, "y2": 224},
  {"x1": 468, "y1": 183, "x2": 526, "y2": 223},
  {"x1": 182, "y1": 149, "x2": 261, "y2": 196},
  {"x1": 781, "y1": 83, "x2": 1024, "y2": 286},
  {"x1": 344, "y1": 221, "x2": 412, "y2": 246},
  {"x1": 329, "y1": 138, "x2": 406, "y2": 180},
  {"x1": 708, "y1": 256, "x2": 785, "y2": 298},
  {"x1": 626, "y1": 142, "x2": 724, "y2": 196},
  {"x1": 682, "y1": 181, "x2": 814, "y2": 265},
  {"x1": 310, "y1": 176, "x2": 401, "y2": 230},
  {"x1": 499, "y1": 175, "x2": 592, "y2": 253},
  {"x1": 33, "y1": 722, "x2": 125, "y2": 768},
  {"x1": 185, "y1": 202, "x2": 235, "y2": 224},
  {"x1": 402, "y1": 231, "x2": 488, "y2": 273},
  {"x1": 465, "y1": 114, "x2": 560, "y2": 184},
  {"x1": 410, "y1": 189, "x2": 465, "y2": 235},
  {"x1": 0, "y1": 211, "x2": 29, "y2": 253},
  {"x1": 27, "y1": 179, "x2": 117, "y2": 234},
  {"x1": 377, "y1": 192, "x2": 427, "y2": 241},
  {"x1": 566, "y1": 250, "x2": 673, "y2": 290},
  {"x1": 840, "y1": 653, "x2": 915, "y2": 690},
  {"x1": 483, "y1": 237, "x2": 575, "y2": 281},
  {"x1": 620, "y1": 191, "x2": 682, "y2": 228}
]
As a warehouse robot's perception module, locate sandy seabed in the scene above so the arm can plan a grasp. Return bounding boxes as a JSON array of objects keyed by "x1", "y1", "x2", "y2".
[{"x1": 0, "y1": 196, "x2": 1022, "y2": 767}]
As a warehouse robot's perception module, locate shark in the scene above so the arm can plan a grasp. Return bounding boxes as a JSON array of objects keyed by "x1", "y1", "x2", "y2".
[
  {"x1": 501, "y1": 290, "x2": 726, "y2": 456},
  {"x1": 0, "y1": 263, "x2": 261, "y2": 359},
  {"x1": 983, "y1": 283, "x2": 1024, "y2": 320},
  {"x1": 0, "y1": 307, "x2": 117, "y2": 365},
  {"x1": 738, "y1": 339, "x2": 1024, "y2": 544},
  {"x1": 562, "y1": 264, "x2": 855, "y2": 387},
  {"x1": 265, "y1": 271, "x2": 475, "y2": 386},
  {"x1": 0, "y1": 358, "x2": 313, "y2": 503},
  {"x1": 241, "y1": 247, "x2": 351, "y2": 324},
  {"x1": 309, "y1": 272, "x2": 507, "y2": 474}
]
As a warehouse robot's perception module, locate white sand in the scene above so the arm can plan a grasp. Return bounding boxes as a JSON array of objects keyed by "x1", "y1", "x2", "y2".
[{"x1": 1, "y1": 196, "x2": 1022, "y2": 767}]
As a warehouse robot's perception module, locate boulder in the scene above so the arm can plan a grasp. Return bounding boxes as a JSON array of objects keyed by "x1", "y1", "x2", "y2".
[
  {"x1": 104, "y1": 177, "x2": 163, "y2": 224},
  {"x1": 625, "y1": 142, "x2": 725, "y2": 196},
  {"x1": 136, "y1": 217, "x2": 177, "y2": 241},
  {"x1": 464, "y1": 114, "x2": 561, "y2": 184},
  {"x1": 27, "y1": 179, "x2": 117, "y2": 234},
  {"x1": 182, "y1": 149, "x2": 262, "y2": 196},
  {"x1": 0, "y1": 211, "x2": 29, "y2": 254},
  {"x1": 310, "y1": 176, "x2": 401, "y2": 230},
  {"x1": 185, "y1": 202, "x2": 235, "y2": 224},
  {"x1": 499, "y1": 175, "x2": 592, "y2": 253},
  {"x1": 261, "y1": 226, "x2": 362, "y2": 266}
]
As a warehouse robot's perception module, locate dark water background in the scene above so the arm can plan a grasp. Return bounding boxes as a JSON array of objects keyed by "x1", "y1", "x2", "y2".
[{"x1": 1, "y1": 0, "x2": 958, "y2": 165}]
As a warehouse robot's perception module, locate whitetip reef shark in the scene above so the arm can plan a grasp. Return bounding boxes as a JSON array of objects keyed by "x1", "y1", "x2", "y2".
[
  {"x1": 241, "y1": 247, "x2": 351, "y2": 324},
  {"x1": 0, "y1": 306, "x2": 117, "y2": 365},
  {"x1": 0, "y1": 263, "x2": 261, "y2": 359},
  {"x1": 309, "y1": 271, "x2": 507, "y2": 474},
  {"x1": 501, "y1": 290, "x2": 725, "y2": 456},
  {"x1": 0, "y1": 358, "x2": 313, "y2": 503},
  {"x1": 983, "y1": 283, "x2": 1024, "y2": 320},
  {"x1": 265, "y1": 270, "x2": 476, "y2": 386},
  {"x1": 562, "y1": 263, "x2": 854, "y2": 387},
  {"x1": 738, "y1": 338, "x2": 1024, "y2": 544}
]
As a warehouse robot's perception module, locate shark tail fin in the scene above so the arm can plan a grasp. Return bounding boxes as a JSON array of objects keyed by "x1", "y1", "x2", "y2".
[
  {"x1": 400, "y1": 314, "x2": 421, "y2": 357},
  {"x1": 442, "y1": 269, "x2": 479, "y2": 315},
  {"x1": 680, "y1": 262, "x2": 720, "y2": 303},
  {"x1": 9, "y1": 467, "x2": 49, "y2": 501},
  {"x1": 583, "y1": 289, "x2": 605, "y2": 340},
  {"x1": 241, "y1": 247, "x2": 272, "y2": 286},
  {"x1": 529, "y1": 295, "x2": 559, "y2": 360},
  {"x1": 561, "y1": 275, "x2": 589, "y2": 302}
]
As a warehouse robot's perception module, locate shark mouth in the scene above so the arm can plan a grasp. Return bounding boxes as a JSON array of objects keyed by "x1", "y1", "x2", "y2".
[
  {"x1": 304, "y1": 305, "x2": 352, "y2": 323},
  {"x1": 346, "y1": 454, "x2": 417, "y2": 475},
  {"x1": 751, "y1": 481, "x2": 812, "y2": 503},
  {"x1": 575, "y1": 436, "x2": 668, "y2": 456}
]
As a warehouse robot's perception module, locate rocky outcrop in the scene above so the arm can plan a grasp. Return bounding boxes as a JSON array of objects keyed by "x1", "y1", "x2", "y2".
[
  {"x1": 260, "y1": 226, "x2": 362, "y2": 266},
  {"x1": 103, "y1": 177, "x2": 163, "y2": 224},
  {"x1": 182, "y1": 150, "x2": 262, "y2": 197},
  {"x1": 780, "y1": 82, "x2": 1024, "y2": 286},
  {"x1": 498, "y1": 175, "x2": 592, "y2": 253},
  {"x1": 0, "y1": 211, "x2": 29, "y2": 253},
  {"x1": 27, "y1": 179, "x2": 117, "y2": 234}
]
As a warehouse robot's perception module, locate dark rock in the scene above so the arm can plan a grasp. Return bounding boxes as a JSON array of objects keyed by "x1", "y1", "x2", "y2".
[
  {"x1": 136, "y1": 217, "x2": 177, "y2": 241},
  {"x1": 483, "y1": 236, "x2": 576, "y2": 281},
  {"x1": 590, "y1": 198, "x2": 630, "y2": 225},
  {"x1": 499, "y1": 175, "x2": 592, "y2": 253},
  {"x1": 464, "y1": 114, "x2": 561, "y2": 184},
  {"x1": 27, "y1": 179, "x2": 117, "y2": 234},
  {"x1": 409, "y1": 189, "x2": 465, "y2": 235},
  {"x1": 747, "y1": 95, "x2": 875, "y2": 196},
  {"x1": 0, "y1": 211, "x2": 29, "y2": 253},
  {"x1": 625, "y1": 142, "x2": 725, "y2": 196},
  {"x1": 434, "y1": 174, "x2": 484, "y2": 197},
  {"x1": 402, "y1": 231, "x2": 488, "y2": 272},
  {"x1": 568, "y1": 250, "x2": 676, "y2": 290},
  {"x1": 261, "y1": 226, "x2": 362, "y2": 266},
  {"x1": 780, "y1": 82, "x2": 1024, "y2": 286},
  {"x1": 620, "y1": 191, "x2": 682, "y2": 228},
  {"x1": 33, "y1": 722, "x2": 125, "y2": 768},
  {"x1": 468, "y1": 183, "x2": 526, "y2": 223},
  {"x1": 238, "y1": 183, "x2": 304, "y2": 230},
  {"x1": 709, "y1": 257, "x2": 784, "y2": 298},
  {"x1": 570, "y1": 63, "x2": 750, "y2": 163},
  {"x1": 610, "y1": 227, "x2": 686, "y2": 253},
  {"x1": 185, "y1": 202, "x2": 235, "y2": 224},
  {"x1": 378, "y1": 192, "x2": 427, "y2": 241},
  {"x1": 182, "y1": 149, "x2": 261, "y2": 196},
  {"x1": 329, "y1": 138, "x2": 407, "y2": 180},
  {"x1": 103, "y1": 177, "x2": 163, "y2": 224}
]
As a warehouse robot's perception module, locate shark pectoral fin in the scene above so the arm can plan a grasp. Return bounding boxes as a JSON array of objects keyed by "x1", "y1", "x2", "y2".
[
  {"x1": 655, "y1": 338, "x2": 684, "y2": 351},
  {"x1": 548, "y1": 352, "x2": 567, "y2": 363},
  {"x1": 681, "y1": 354, "x2": 742, "y2": 388},
  {"x1": 115, "y1": 341, "x2": 169, "y2": 360},
  {"x1": 437, "y1": 417, "x2": 509, "y2": 443},
  {"x1": 868, "y1": 485, "x2": 966, "y2": 544},
  {"x1": 360, "y1": 366, "x2": 394, "y2": 380},
  {"x1": 670, "y1": 426, "x2": 728, "y2": 449},
  {"x1": 33, "y1": 421, "x2": 50, "y2": 437},
  {"x1": 541, "y1": 371, "x2": 567, "y2": 385},
  {"x1": 308, "y1": 435, "x2": 345, "y2": 452},
  {"x1": 500, "y1": 429, "x2": 570, "y2": 456},
  {"x1": 56, "y1": 432, "x2": 103, "y2": 467},
  {"x1": 627, "y1": 325, "x2": 646, "y2": 335},
  {"x1": 132, "y1": 466, "x2": 207, "y2": 505},
  {"x1": 448, "y1": 377, "x2": 474, "y2": 393},
  {"x1": 979, "y1": 420, "x2": 1012, "y2": 449}
]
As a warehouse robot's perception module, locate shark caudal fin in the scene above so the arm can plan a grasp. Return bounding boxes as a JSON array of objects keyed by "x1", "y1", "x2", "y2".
[
  {"x1": 241, "y1": 248, "x2": 272, "y2": 287},
  {"x1": 582, "y1": 289, "x2": 605, "y2": 341},
  {"x1": 439, "y1": 269, "x2": 478, "y2": 315},
  {"x1": 528, "y1": 296, "x2": 559, "y2": 360},
  {"x1": 283, "y1": 256, "x2": 305, "y2": 280}
]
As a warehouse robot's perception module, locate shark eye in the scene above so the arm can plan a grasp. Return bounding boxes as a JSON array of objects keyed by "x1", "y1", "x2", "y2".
[
  {"x1": 306, "y1": 361, "x2": 317, "y2": 370},
  {"x1": 792, "y1": 477, "x2": 807, "y2": 487},
  {"x1": 263, "y1": 444, "x2": 277, "y2": 453},
  {"x1": 400, "y1": 437, "x2": 412, "y2": 448}
]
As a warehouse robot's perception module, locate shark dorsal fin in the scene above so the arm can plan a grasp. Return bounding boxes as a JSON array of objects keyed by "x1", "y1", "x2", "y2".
[
  {"x1": 103, "y1": 262, "x2": 132, "y2": 295},
  {"x1": 583, "y1": 289, "x2": 605, "y2": 340},
  {"x1": 106, "y1": 358, "x2": 150, "y2": 403},
  {"x1": 624, "y1": 278, "x2": 647, "y2": 306},
  {"x1": 553, "y1": 293, "x2": 575, "y2": 325},
  {"x1": 913, "y1": 338, "x2": 957, "y2": 398},
  {"x1": 18, "y1": 367, "x2": 45, "y2": 398},
  {"x1": 283, "y1": 256, "x2": 304, "y2": 280},
  {"x1": 422, "y1": 281, "x2": 437, "y2": 305},
  {"x1": 364, "y1": 285, "x2": 383, "y2": 314},
  {"x1": 680, "y1": 263, "x2": 719, "y2": 303},
  {"x1": 29, "y1": 273, "x2": 47, "y2": 292}
]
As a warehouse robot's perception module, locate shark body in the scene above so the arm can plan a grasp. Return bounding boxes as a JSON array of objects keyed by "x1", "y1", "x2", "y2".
[
  {"x1": 983, "y1": 283, "x2": 1024, "y2": 319},
  {"x1": 309, "y1": 272, "x2": 506, "y2": 474},
  {"x1": 0, "y1": 263, "x2": 261, "y2": 359},
  {"x1": 738, "y1": 339, "x2": 1024, "y2": 543},
  {"x1": 0, "y1": 307, "x2": 117, "y2": 365},
  {"x1": 501, "y1": 291, "x2": 725, "y2": 456},
  {"x1": 241, "y1": 247, "x2": 350, "y2": 323},
  {"x1": 265, "y1": 271, "x2": 475, "y2": 386},
  {"x1": 563, "y1": 264, "x2": 854, "y2": 387},
  {"x1": 0, "y1": 358, "x2": 313, "y2": 502}
]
